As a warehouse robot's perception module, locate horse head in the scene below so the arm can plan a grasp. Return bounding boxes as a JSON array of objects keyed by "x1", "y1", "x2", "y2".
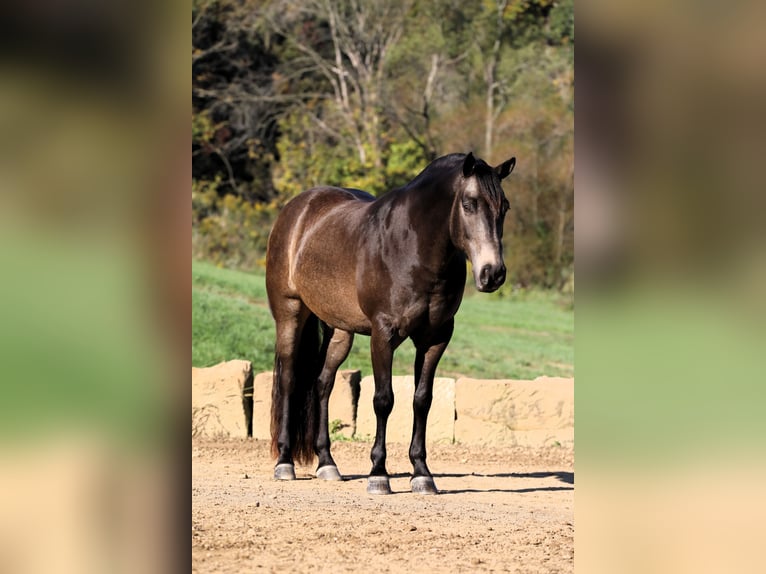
[{"x1": 450, "y1": 152, "x2": 516, "y2": 292}]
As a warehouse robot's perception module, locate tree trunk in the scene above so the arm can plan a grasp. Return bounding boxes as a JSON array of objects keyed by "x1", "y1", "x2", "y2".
[{"x1": 485, "y1": 63, "x2": 495, "y2": 158}]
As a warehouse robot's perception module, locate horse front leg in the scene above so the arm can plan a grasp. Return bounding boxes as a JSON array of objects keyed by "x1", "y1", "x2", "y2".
[
  {"x1": 409, "y1": 319, "x2": 454, "y2": 494},
  {"x1": 367, "y1": 323, "x2": 402, "y2": 495},
  {"x1": 314, "y1": 327, "x2": 354, "y2": 481}
]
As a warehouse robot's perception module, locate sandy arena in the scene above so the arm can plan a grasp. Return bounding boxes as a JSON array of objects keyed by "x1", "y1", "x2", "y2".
[{"x1": 192, "y1": 438, "x2": 573, "y2": 573}]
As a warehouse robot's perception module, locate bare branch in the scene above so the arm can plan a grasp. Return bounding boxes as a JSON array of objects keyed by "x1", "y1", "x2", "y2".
[{"x1": 193, "y1": 40, "x2": 239, "y2": 63}]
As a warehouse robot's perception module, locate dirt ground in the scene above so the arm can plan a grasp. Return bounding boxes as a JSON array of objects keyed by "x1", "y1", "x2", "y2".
[{"x1": 192, "y1": 438, "x2": 574, "y2": 573}]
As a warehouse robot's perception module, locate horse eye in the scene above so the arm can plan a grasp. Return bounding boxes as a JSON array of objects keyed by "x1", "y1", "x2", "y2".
[{"x1": 462, "y1": 199, "x2": 477, "y2": 213}]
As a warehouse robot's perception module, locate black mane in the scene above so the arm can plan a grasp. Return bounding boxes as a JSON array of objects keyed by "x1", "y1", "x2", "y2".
[{"x1": 400, "y1": 153, "x2": 466, "y2": 191}]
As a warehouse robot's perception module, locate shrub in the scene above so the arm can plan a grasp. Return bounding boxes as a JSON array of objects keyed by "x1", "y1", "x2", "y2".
[{"x1": 192, "y1": 178, "x2": 278, "y2": 270}]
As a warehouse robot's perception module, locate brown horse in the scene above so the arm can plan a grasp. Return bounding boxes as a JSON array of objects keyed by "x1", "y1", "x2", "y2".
[{"x1": 265, "y1": 152, "x2": 515, "y2": 494}]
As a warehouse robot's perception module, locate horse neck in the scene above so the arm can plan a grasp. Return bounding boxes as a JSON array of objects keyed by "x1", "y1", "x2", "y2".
[{"x1": 401, "y1": 174, "x2": 461, "y2": 263}]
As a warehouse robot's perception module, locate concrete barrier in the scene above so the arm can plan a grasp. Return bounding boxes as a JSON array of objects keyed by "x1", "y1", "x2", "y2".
[
  {"x1": 251, "y1": 369, "x2": 361, "y2": 440},
  {"x1": 252, "y1": 371, "x2": 272, "y2": 440},
  {"x1": 355, "y1": 376, "x2": 456, "y2": 443},
  {"x1": 192, "y1": 361, "x2": 573, "y2": 448},
  {"x1": 192, "y1": 360, "x2": 253, "y2": 438},
  {"x1": 454, "y1": 376, "x2": 574, "y2": 447},
  {"x1": 329, "y1": 370, "x2": 362, "y2": 438}
]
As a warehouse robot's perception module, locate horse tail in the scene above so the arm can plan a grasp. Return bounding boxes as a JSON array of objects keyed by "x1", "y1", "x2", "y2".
[{"x1": 270, "y1": 313, "x2": 323, "y2": 465}]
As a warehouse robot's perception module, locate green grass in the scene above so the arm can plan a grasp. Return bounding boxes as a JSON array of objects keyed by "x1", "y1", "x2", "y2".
[
  {"x1": 192, "y1": 261, "x2": 275, "y2": 373},
  {"x1": 192, "y1": 259, "x2": 573, "y2": 379}
]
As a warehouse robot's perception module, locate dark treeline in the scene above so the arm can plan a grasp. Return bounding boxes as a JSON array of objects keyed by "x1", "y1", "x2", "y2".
[{"x1": 192, "y1": 0, "x2": 573, "y2": 289}]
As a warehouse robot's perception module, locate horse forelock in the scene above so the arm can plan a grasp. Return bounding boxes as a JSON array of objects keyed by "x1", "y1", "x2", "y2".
[
  {"x1": 482, "y1": 171, "x2": 506, "y2": 207},
  {"x1": 463, "y1": 161, "x2": 505, "y2": 209}
]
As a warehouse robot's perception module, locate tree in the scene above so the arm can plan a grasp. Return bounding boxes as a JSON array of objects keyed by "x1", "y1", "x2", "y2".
[
  {"x1": 266, "y1": 0, "x2": 413, "y2": 172},
  {"x1": 191, "y1": 0, "x2": 574, "y2": 285},
  {"x1": 192, "y1": 0, "x2": 283, "y2": 202}
]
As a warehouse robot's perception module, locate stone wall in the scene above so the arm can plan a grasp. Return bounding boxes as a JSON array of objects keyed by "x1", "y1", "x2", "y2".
[
  {"x1": 355, "y1": 376, "x2": 456, "y2": 443},
  {"x1": 191, "y1": 361, "x2": 573, "y2": 447},
  {"x1": 191, "y1": 360, "x2": 253, "y2": 438},
  {"x1": 454, "y1": 377, "x2": 574, "y2": 448}
]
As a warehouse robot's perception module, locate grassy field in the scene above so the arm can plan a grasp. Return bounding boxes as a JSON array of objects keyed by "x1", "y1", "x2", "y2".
[{"x1": 192, "y1": 259, "x2": 573, "y2": 380}]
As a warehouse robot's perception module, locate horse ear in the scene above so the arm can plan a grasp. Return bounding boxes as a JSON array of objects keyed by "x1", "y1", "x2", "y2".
[
  {"x1": 495, "y1": 157, "x2": 516, "y2": 180},
  {"x1": 462, "y1": 152, "x2": 476, "y2": 177}
]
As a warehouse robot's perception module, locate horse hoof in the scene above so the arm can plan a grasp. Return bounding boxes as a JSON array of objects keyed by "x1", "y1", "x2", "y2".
[
  {"x1": 411, "y1": 476, "x2": 439, "y2": 495},
  {"x1": 273, "y1": 463, "x2": 296, "y2": 481},
  {"x1": 366, "y1": 476, "x2": 392, "y2": 495},
  {"x1": 316, "y1": 465, "x2": 342, "y2": 481}
]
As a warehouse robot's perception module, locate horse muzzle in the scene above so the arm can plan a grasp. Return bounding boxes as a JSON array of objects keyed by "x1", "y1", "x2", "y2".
[{"x1": 476, "y1": 263, "x2": 506, "y2": 292}]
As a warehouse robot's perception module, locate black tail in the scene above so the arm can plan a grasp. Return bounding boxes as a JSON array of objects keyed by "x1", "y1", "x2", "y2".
[{"x1": 270, "y1": 314, "x2": 324, "y2": 465}]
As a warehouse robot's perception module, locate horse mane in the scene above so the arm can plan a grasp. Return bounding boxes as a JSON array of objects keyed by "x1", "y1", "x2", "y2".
[
  {"x1": 401, "y1": 153, "x2": 504, "y2": 204},
  {"x1": 395, "y1": 153, "x2": 464, "y2": 193}
]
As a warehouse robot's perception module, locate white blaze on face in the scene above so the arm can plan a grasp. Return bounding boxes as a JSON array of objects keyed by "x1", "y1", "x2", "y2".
[
  {"x1": 468, "y1": 226, "x2": 502, "y2": 286},
  {"x1": 462, "y1": 178, "x2": 503, "y2": 286}
]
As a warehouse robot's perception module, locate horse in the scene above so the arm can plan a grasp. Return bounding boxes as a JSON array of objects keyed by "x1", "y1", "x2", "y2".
[{"x1": 265, "y1": 152, "x2": 516, "y2": 494}]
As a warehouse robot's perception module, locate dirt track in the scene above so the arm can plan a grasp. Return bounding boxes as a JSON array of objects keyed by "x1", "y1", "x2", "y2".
[{"x1": 192, "y1": 438, "x2": 574, "y2": 573}]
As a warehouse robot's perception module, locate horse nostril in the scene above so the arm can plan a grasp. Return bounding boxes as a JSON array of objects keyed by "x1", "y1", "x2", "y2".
[{"x1": 480, "y1": 264, "x2": 492, "y2": 287}]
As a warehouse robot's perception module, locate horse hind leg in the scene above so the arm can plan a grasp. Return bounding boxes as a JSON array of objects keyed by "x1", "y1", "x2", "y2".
[
  {"x1": 314, "y1": 326, "x2": 354, "y2": 481},
  {"x1": 271, "y1": 300, "x2": 315, "y2": 481}
]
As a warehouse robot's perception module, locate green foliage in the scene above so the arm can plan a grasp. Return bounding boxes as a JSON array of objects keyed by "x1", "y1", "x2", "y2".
[
  {"x1": 273, "y1": 108, "x2": 387, "y2": 197},
  {"x1": 384, "y1": 140, "x2": 431, "y2": 190},
  {"x1": 329, "y1": 419, "x2": 357, "y2": 442},
  {"x1": 192, "y1": 0, "x2": 573, "y2": 287},
  {"x1": 192, "y1": 110, "x2": 215, "y2": 143},
  {"x1": 193, "y1": 0, "x2": 280, "y2": 202},
  {"x1": 191, "y1": 261, "x2": 573, "y2": 380},
  {"x1": 548, "y1": 0, "x2": 574, "y2": 46},
  {"x1": 273, "y1": 109, "x2": 431, "y2": 197},
  {"x1": 192, "y1": 178, "x2": 277, "y2": 270}
]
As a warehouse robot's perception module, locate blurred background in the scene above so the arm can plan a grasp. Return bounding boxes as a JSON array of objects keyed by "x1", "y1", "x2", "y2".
[
  {"x1": 0, "y1": 0, "x2": 187, "y2": 572},
  {"x1": 576, "y1": 0, "x2": 766, "y2": 572}
]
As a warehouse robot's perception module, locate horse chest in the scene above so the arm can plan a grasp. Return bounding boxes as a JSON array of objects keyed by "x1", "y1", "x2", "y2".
[{"x1": 375, "y1": 284, "x2": 461, "y2": 339}]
